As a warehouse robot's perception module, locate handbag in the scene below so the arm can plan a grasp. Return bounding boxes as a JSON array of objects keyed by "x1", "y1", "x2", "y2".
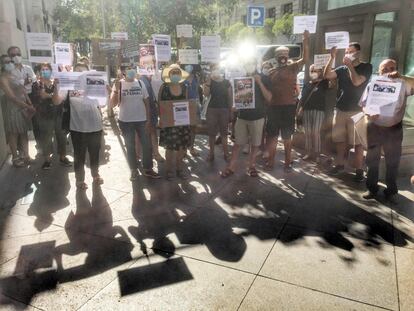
[{"x1": 297, "y1": 81, "x2": 321, "y2": 121}]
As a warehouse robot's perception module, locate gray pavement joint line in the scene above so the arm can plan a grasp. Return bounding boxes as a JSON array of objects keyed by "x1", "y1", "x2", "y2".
[
  {"x1": 257, "y1": 274, "x2": 394, "y2": 311},
  {"x1": 236, "y1": 215, "x2": 292, "y2": 311},
  {"x1": 0, "y1": 254, "x2": 18, "y2": 267},
  {"x1": 390, "y1": 211, "x2": 401, "y2": 311},
  {"x1": 74, "y1": 257, "x2": 140, "y2": 311},
  {"x1": 0, "y1": 292, "x2": 45, "y2": 311}
]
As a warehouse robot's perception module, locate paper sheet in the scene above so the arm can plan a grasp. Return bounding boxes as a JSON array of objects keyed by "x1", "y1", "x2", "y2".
[
  {"x1": 293, "y1": 15, "x2": 317, "y2": 34},
  {"x1": 233, "y1": 77, "x2": 255, "y2": 109},
  {"x1": 153, "y1": 34, "x2": 171, "y2": 62},
  {"x1": 173, "y1": 102, "x2": 190, "y2": 126},
  {"x1": 325, "y1": 31, "x2": 350, "y2": 49},
  {"x1": 201, "y1": 35, "x2": 221, "y2": 63}
]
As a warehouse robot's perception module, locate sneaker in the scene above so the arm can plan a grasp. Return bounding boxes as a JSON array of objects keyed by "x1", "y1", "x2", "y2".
[
  {"x1": 362, "y1": 191, "x2": 376, "y2": 200},
  {"x1": 353, "y1": 169, "x2": 365, "y2": 183},
  {"x1": 59, "y1": 157, "x2": 72, "y2": 167},
  {"x1": 41, "y1": 161, "x2": 52, "y2": 170},
  {"x1": 328, "y1": 165, "x2": 345, "y2": 176},
  {"x1": 143, "y1": 169, "x2": 161, "y2": 179},
  {"x1": 130, "y1": 170, "x2": 139, "y2": 181}
]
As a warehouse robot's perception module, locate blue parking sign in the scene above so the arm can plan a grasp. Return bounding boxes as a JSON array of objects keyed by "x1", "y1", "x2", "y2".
[{"x1": 247, "y1": 6, "x2": 265, "y2": 27}]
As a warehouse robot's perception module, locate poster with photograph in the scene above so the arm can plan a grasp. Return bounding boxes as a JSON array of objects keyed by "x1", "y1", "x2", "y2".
[
  {"x1": 201, "y1": 35, "x2": 220, "y2": 63},
  {"x1": 138, "y1": 44, "x2": 156, "y2": 75},
  {"x1": 54, "y1": 43, "x2": 73, "y2": 66},
  {"x1": 84, "y1": 71, "x2": 108, "y2": 105},
  {"x1": 153, "y1": 34, "x2": 171, "y2": 62},
  {"x1": 233, "y1": 77, "x2": 255, "y2": 109},
  {"x1": 365, "y1": 77, "x2": 402, "y2": 117},
  {"x1": 173, "y1": 102, "x2": 190, "y2": 126},
  {"x1": 26, "y1": 32, "x2": 53, "y2": 63}
]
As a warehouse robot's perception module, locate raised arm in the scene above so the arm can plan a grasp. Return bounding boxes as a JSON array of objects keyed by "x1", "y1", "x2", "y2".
[
  {"x1": 323, "y1": 47, "x2": 338, "y2": 80},
  {"x1": 296, "y1": 30, "x2": 310, "y2": 68},
  {"x1": 344, "y1": 57, "x2": 369, "y2": 86}
]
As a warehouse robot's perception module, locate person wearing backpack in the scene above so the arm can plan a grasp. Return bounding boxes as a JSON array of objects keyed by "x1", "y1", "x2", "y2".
[{"x1": 110, "y1": 65, "x2": 160, "y2": 181}]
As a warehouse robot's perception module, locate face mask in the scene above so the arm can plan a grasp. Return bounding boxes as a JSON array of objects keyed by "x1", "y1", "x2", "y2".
[
  {"x1": 41, "y1": 69, "x2": 52, "y2": 79},
  {"x1": 277, "y1": 56, "x2": 288, "y2": 67},
  {"x1": 4, "y1": 63, "x2": 15, "y2": 72},
  {"x1": 12, "y1": 56, "x2": 22, "y2": 64},
  {"x1": 126, "y1": 69, "x2": 136, "y2": 79},
  {"x1": 170, "y1": 74, "x2": 181, "y2": 84},
  {"x1": 185, "y1": 65, "x2": 193, "y2": 73},
  {"x1": 310, "y1": 72, "x2": 319, "y2": 80}
]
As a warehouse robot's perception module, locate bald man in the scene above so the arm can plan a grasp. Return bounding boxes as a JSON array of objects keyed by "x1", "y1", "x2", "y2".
[{"x1": 359, "y1": 59, "x2": 414, "y2": 202}]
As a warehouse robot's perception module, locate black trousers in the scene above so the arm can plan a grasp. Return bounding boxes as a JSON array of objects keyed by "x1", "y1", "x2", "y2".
[
  {"x1": 70, "y1": 130, "x2": 102, "y2": 182},
  {"x1": 366, "y1": 122, "x2": 402, "y2": 195}
]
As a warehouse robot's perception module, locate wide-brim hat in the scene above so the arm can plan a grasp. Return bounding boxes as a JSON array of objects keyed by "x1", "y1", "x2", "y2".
[{"x1": 161, "y1": 64, "x2": 189, "y2": 83}]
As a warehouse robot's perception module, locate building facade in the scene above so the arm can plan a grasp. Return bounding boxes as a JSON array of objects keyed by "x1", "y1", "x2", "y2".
[{"x1": 0, "y1": 0, "x2": 56, "y2": 166}]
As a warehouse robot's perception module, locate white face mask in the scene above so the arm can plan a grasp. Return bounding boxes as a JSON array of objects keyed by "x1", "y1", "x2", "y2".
[
  {"x1": 310, "y1": 72, "x2": 319, "y2": 80},
  {"x1": 344, "y1": 53, "x2": 356, "y2": 62},
  {"x1": 12, "y1": 56, "x2": 22, "y2": 64}
]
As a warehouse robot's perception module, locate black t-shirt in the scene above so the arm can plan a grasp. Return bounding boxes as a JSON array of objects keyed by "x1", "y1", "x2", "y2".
[
  {"x1": 238, "y1": 74, "x2": 271, "y2": 121},
  {"x1": 335, "y1": 63, "x2": 372, "y2": 111},
  {"x1": 209, "y1": 79, "x2": 231, "y2": 109},
  {"x1": 300, "y1": 80, "x2": 329, "y2": 111}
]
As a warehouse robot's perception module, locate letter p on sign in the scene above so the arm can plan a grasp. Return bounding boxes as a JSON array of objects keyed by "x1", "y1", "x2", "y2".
[{"x1": 247, "y1": 6, "x2": 265, "y2": 27}]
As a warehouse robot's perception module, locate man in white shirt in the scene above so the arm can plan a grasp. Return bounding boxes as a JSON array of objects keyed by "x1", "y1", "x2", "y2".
[
  {"x1": 359, "y1": 59, "x2": 414, "y2": 202},
  {"x1": 7, "y1": 46, "x2": 36, "y2": 94}
]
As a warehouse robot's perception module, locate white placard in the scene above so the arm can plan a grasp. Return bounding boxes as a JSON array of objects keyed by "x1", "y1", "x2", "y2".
[
  {"x1": 26, "y1": 32, "x2": 53, "y2": 63},
  {"x1": 53, "y1": 72, "x2": 83, "y2": 90},
  {"x1": 111, "y1": 32, "x2": 128, "y2": 40},
  {"x1": 179, "y1": 49, "x2": 198, "y2": 64},
  {"x1": 325, "y1": 31, "x2": 350, "y2": 49},
  {"x1": 365, "y1": 77, "x2": 402, "y2": 117},
  {"x1": 233, "y1": 77, "x2": 255, "y2": 109},
  {"x1": 201, "y1": 35, "x2": 221, "y2": 63},
  {"x1": 313, "y1": 54, "x2": 335, "y2": 69},
  {"x1": 84, "y1": 71, "x2": 108, "y2": 106},
  {"x1": 54, "y1": 43, "x2": 72, "y2": 66},
  {"x1": 153, "y1": 34, "x2": 171, "y2": 62},
  {"x1": 293, "y1": 15, "x2": 317, "y2": 34},
  {"x1": 176, "y1": 25, "x2": 193, "y2": 38},
  {"x1": 173, "y1": 102, "x2": 190, "y2": 126}
]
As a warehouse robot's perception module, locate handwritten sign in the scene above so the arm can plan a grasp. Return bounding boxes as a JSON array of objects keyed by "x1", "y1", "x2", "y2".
[
  {"x1": 325, "y1": 31, "x2": 350, "y2": 49},
  {"x1": 293, "y1": 15, "x2": 317, "y2": 34}
]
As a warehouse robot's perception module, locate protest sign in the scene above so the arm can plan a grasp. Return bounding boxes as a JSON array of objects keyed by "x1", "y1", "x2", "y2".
[
  {"x1": 159, "y1": 100, "x2": 199, "y2": 128},
  {"x1": 178, "y1": 49, "x2": 198, "y2": 64},
  {"x1": 26, "y1": 33, "x2": 53, "y2": 63},
  {"x1": 313, "y1": 54, "x2": 335, "y2": 69},
  {"x1": 54, "y1": 43, "x2": 73, "y2": 66},
  {"x1": 84, "y1": 71, "x2": 108, "y2": 107},
  {"x1": 233, "y1": 77, "x2": 255, "y2": 109},
  {"x1": 153, "y1": 35, "x2": 171, "y2": 62},
  {"x1": 325, "y1": 31, "x2": 350, "y2": 49},
  {"x1": 201, "y1": 35, "x2": 220, "y2": 63},
  {"x1": 365, "y1": 77, "x2": 402, "y2": 117},
  {"x1": 111, "y1": 32, "x2": 128, "y2": 40},
  {"x1": 293, "y1": 15, "x2": 317, "y2": 34},
  {"x1": 176, "y1": 25, "x2": 193, "y2": 38},
  {"x1": 138, "y1": 44, "x2": 156, "y2": 75},
  {"x1": 53, "y1": 71, "x2": 83, "y2": 90}
]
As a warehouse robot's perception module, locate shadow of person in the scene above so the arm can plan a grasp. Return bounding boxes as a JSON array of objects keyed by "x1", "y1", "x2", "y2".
[
  {"x1": 27, "y1": 165, "x2": 71, "y2": 231},
  {"x1": 54, "y1": 184, "x2": 133, "y2": 283}
]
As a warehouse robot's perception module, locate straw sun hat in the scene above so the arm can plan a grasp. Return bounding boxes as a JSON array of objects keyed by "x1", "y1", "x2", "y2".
[{"x1": 161, "y1": 64, "x2": 189, "y2": 83}]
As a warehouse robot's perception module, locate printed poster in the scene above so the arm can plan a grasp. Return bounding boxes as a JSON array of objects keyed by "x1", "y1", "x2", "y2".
[
  {"x1": 26, "y1": 32, "x2": 53, "y2": 63},
  {"x1": 325, "y1": 31, "x2": 350, "y2": 49},
  {"x1": 293, "y1": 15, "x2": 317, "y2": 34},
  {"x1": 84, "y1": 71, "x2": 108, "y2": 106},
  {"x1": 313, "y1": 54, "x2": 335, "y2": 69},
  {"x1": 233, "y1": 77, "x2": 255, "y2": 109},
  {"x1": 153, "y1": 34, "x2": 171, "y2": 62},
  {"x1": 178, "y1": 49, "x2": 198, "y2": 64},
  {"x1": 365, "y1": 77, "x2": 402, "y2": 117},
  {"x1": 173, "y1": 102, "x2": 190, "y2": 126},
  {"x1": 111, "y1": 32, "x2": 128, "y2": 40},
  {"x1": 176, "y1": 25, "x2": 193, "y2": 38},
  {"x1": 54, "y1": 43, "x2": 73, "y2": 66},
  {"x1": 139, "y1": 44, "x2": 156, "y2": 75},
  {"x1": 53, "y1": 71, "x2": 83, "y2": 90},
  {"x1": 201, "y1": 35, "x2": 220, "y2": 63}
]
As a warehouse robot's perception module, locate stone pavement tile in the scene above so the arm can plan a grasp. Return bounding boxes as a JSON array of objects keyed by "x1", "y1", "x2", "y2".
[
  {"x1": 79, "y1": 253, "x2": 254, "y2": 311},
  {"x1": 0, "y1": 213, "x2": 63, "y2": 240},
  {"x1": 391, "y1": 191, "x2": 414, "y2": 249},
  {"x1": 0, "y1": 230, "x2": 144, "y2": 311},
  {"x1": 395, "y1": 247, "x2": 414, "y2": 311},
  {"x1": 0, "y1": 293, "x2": 39, "y2": 310},
  {"x1": 287, "y1": 193, "x2": 397, "y2": 246},
  {"x1": 239, "y1": 276, "x2": 386, "y2": 311},
  {"x1": 260, "y1": 226, "x2": 398, "y2": 310}
]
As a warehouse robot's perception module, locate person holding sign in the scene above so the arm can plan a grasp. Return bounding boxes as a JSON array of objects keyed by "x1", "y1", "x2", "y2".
[
  {"x1": 220, "y1": 60, "x2": 272, "y2": 178},
  {"x1": 266, "y1": 30, "x2": 310, "y2": 173},
  {"x1": 111, "y1": 65, "x2": 161, "y2": 181},
  {"x1": 158, "y1": 64, "x2": 192, "y2": 180},
  {"x1": 323, "y1": 42, "x2": 372, "y2": 182},
  {"x1": 359, "y1": 59, "x2": 413, "y2": 201}
]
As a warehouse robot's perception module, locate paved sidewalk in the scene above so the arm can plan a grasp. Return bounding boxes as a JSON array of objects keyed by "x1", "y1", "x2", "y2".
[{"x1": 0, "y1": 118, "x2": 413, "y2": 311}]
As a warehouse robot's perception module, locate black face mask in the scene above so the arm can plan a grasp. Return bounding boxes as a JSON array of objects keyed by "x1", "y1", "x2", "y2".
[{"x1": 277, "y1": 56, "x2": 288, "y2": 66}]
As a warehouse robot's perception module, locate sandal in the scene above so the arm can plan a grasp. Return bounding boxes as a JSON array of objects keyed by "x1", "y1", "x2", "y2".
[
  {"x1": 76, "y1": 181, "x2": 88, "y2": 190},
  {"x1": 93, "y1": 175, "x2": 104, "y2": 185},
  {"x1": 220, "y1": 168, "x2": 234, "y2": 178},
  {"x1": 248, "y1": 167, "x2": 258, "y2": 177}
]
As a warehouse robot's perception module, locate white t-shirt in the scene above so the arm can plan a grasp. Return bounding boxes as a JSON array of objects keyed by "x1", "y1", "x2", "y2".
[
  {"x1": 69, "y1": 90, "x2": 103, "y2": 132},
  {"x1": 118, "y1": 79, "x2": 149, "y2": 122}
]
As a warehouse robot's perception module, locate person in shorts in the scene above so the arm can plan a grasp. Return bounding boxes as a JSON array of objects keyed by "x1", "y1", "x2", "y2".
[
  {"x1": 323, "y1": 42, "x2": 372, "y2": 182},
  {"x1": 266, "y1": 31, "x2": 310, "y2": 172}
]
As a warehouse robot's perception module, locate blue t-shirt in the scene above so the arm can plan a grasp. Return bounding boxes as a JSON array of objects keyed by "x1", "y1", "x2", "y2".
[{"x1": 335, "y1": 63, "x2": 372, "y2": 112}]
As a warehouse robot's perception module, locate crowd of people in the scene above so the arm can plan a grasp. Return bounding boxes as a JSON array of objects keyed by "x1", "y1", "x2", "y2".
[{"x1": 1, "y1": 31, "x2": 413, "y2": 202}]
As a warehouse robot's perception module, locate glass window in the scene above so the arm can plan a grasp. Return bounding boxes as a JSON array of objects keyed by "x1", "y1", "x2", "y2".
[
  {"x1": 405, "y1": 13, "x2": 414, "y2": 76},
  {"x1": 268, "y1": 7, "x2": 276, "y2": 18},
  {"x1": 327, "y1": 0, "x2": 375, "y2": 10},
  {"x1": 283, "y1": 3, "x2": 293, "y2": 15},
  {"x1": 302, "y1": 0, "x2": 310, "y2": 14},
  {"x1": 370, "y1": 12, "x2": 398, "y2": 73}
]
